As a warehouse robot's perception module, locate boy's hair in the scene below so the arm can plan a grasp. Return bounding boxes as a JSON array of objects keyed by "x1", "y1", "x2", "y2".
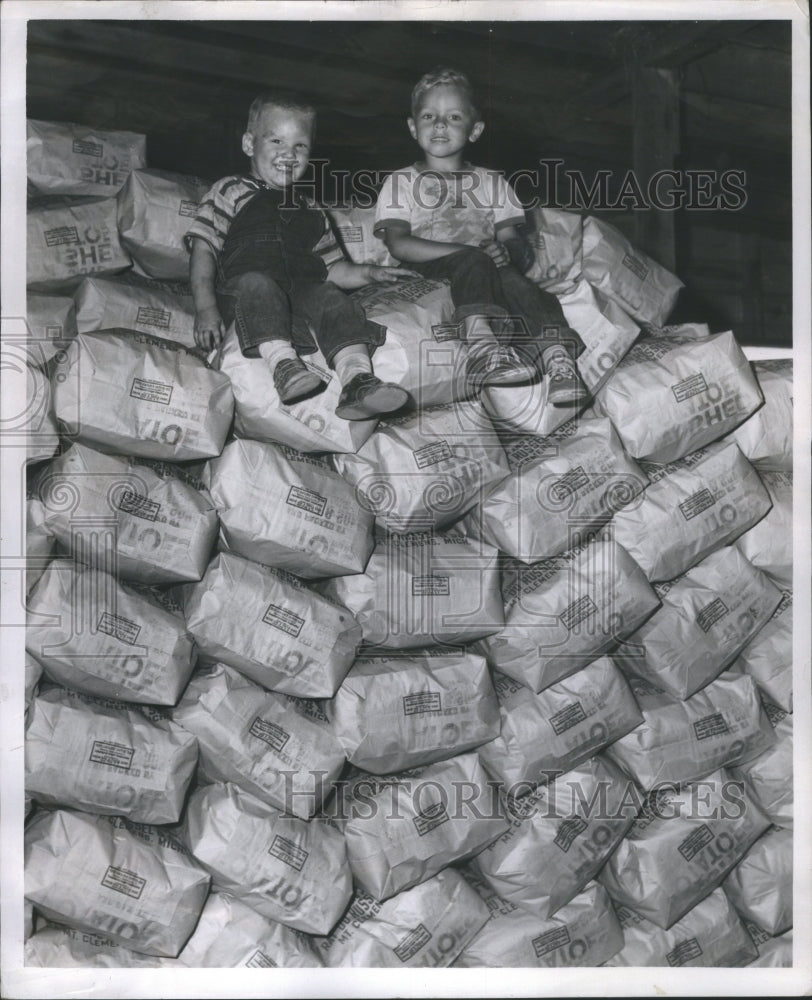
[
  {"x1": 410, "y1": 67, "x2": 481, "y2": 120},
  {"x1": 246, "y1": 92, "x2": 317, "y2": 137}
]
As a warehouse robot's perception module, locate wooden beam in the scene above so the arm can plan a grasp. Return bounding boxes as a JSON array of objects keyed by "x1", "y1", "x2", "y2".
[
  {"x1": 559, "y1": 21, "x2": 758, "y2": 118},
  {"x1": 26, "y1": 31, "x2": 617, "y2": 155},
  {"x1": 681, "y1": 90, "x2": 791, "y2": 149},
  {"x1": 26, "y1": 21, "x2": 417, "y2": 114},
  {"x1": 682, "y1": 42, "x2": 790, "y2": 109},
  {"x1": 632, "y1": 66, "x2": 680, "y2": 271}
]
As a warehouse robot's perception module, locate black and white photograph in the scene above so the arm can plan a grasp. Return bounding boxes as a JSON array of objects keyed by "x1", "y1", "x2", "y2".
[{"x1": 1, "y1": 1, "x2": 809, "y2": 996}]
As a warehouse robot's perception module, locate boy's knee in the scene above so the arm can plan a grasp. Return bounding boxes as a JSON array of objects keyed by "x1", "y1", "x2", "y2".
[
  {"x1": 497, "y1": 264, "x2": 535, "y2": 295},
  {"x1": 444, "y1": 246, "x2": 498, "y2": 278},
  {"x1": 231, "y1": 270, "x2": 286, "y2": 300}
]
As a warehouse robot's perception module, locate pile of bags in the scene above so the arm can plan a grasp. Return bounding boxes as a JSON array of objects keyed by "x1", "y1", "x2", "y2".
[{"x1": 22, "y1": 118, "x2": 793, "y2": 971}]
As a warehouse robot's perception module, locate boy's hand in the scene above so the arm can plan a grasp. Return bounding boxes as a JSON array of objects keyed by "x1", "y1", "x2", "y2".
[
  {"x1": 365, "y1": 264, "x2": 421, "y2": 283},
  {"x1": 478, "y1": 240, "x2": 510, "y2": 268},
  {"x1": 194, "y1": 305, "x2": 226, "y2": 351}
]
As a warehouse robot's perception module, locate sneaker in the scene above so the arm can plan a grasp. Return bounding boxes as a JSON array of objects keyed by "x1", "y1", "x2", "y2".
[
  {"x1": 273, "y1": 357, "x2": 327, "y2": 405},
  {"x1": 465, "y1": 344, "x2": 538, "y2": 388},
  {"x1": 335, "y1": 372, "x2": 411, "y2": 420},
  {"x1": 542, "y1": 348, "x2": 591, "y2": 407}
]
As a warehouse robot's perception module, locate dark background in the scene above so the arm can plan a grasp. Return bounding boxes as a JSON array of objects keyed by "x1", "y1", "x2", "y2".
[{"x1": 26, "y1": 18, "x2": 793, "y2": 346}]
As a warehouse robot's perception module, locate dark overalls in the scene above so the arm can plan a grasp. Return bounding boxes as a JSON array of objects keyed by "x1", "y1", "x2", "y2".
[{"x1": 215, "y1": 186, "x2": 385, "y2": 363}]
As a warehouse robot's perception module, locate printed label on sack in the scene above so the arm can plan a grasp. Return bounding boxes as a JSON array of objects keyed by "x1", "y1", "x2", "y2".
[
  {"x1": 763, "y1": 701, "x2": 788, "y2": 728},
  {"x1": 302, "y1": 358, "x2": 332, "y2": 383},
  {"x1": 403, "y1": 691, "x2": 442, "y2": 716},
  {"x1": 693, "y1": 713, "x2": 730, "y2": 741},
  {"x1": 745, "y1": 919, "x2": 771, "y2": 947},
  {"x1": 532, "y1": 926, "x2": 570, "y2": 958},
  {"x1": 89, "y1": 741, "x2": 134, "y2": 770},
  {"x1": 432, "y1": 323, "x2": 460, "y2": 342},
  {"x1": 679, "y1": 488, "x2": 716, "y2": 521},
  {"x1": 97, "y1": 612, "x2": 141, "y2": 646},
  {"x1": 338, "y1": 225, "x2": 364, "y2": 244},
  {"x1": 622, "y1": 253, "x2": 649, "y2": 282},
  {"x1": 506, "y1": 435, "x2": 556, "y2": 470},
  {"x1": 118, "y1": 491, "x2": 160, "y2": 521},
  {"x1": 394, "y1": 924, "x2": 432, "y2": 962},
  {"x1": 550, "y1": 466, "x2": 590, "y2": 503},
  {"x1": 101, "y1": 866, "x2": 146, "y2": 900},
  {"x1": 268, "y1": 834, "x2": 309, "y2": 872},
  {"x1": 136, "y1": 307, "x2": 171, "y2": 329},
  {"x1": 559, "y1": 595, "x2": 598, "y2": 631},
  {"x1": 286, "y1": 485, "x2": 327, "y2": 517},
  {"x1": 696, "y1": 597, "x2": 729, "y2": 633},
  {"x1": 677, "y1": 824, "x2": 713, "y2": 862},
  {"x1": 73, "y1": 138, "x2": 103, "y2": 157},
  {"x1": 130, "y1": 377, "x2": 173, "y2": 405},
  {"x1": 45, "y1": 325, "x2": 63, "y2": 339},
  {"x1": 554, "y1": 816, "x2": 588, "y2": 852},
  {"x1": 549, "y1": 701, "x2": 587, "y2": 735},
  {"x1": 666, "y1": 938, "x2": 703, "y2": 967},
  {"x1": 776, "y1": 590, "x2": 792, "y2": 614},
  {"x1": 44, "y1": 226, "x2": 80, "y2": 247},
  {"x1": 412, "y1": 576, "x2": 450, "y2": 597},
  {"x1": 413, "y1": 801, "x2": 450, "y2": 837},
  {"x1": 363, "y1": 276, "x2": 443, "y2": 305},
  {"x1": 671, "y1": 372, "x2": 709, "y2": 403},
  {"x1": 178, "y1": 200, "x2": 199, "y2": 218},
  {"x1": 262, "y1": 604, "x2": 305, "y2": 638},
  {"x1": 616, "y1": 905, "x2": 643, "y2": 929},
  {"x1": 289, "y1": 695, "x2": 329, "y2": 723},
  {"x1": 413, "y1": 441, "x2": 453, "y2": 468},
  {"x1": 249, "y1": 717, "x2": 290, "y2": 753},
  {"x1": 245, "y1": 950, "x2": 277, "y2": 968}
]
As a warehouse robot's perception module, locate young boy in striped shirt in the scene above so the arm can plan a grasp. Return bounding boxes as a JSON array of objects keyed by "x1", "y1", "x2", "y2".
[{"x1": 187, "y1": 92, "x2": 415, "y2": 419}]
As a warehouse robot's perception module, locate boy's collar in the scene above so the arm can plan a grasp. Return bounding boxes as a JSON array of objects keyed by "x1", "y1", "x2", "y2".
[
  {"x1": 246, "y1": 173, "x2": 312, "y2": 205},
  {"x1": 413, "y1": 160, "x2": 476, "y2": 176}
]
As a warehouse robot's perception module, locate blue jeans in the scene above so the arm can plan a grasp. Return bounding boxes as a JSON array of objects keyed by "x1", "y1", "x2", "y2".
[
  {"x1": 410, "y1": 247, "x2": 584, "y2": 363},
  {"x1": 216, "y1": 271, "x2": 386, "y2": 365},
  {"x1": 216, "y1": 188, "x2": 385, "y2": 364}
]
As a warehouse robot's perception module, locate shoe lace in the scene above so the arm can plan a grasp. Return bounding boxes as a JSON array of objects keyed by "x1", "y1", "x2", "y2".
[{"x1": 546, "y1": 353, "x2": 575, "y2": 380}]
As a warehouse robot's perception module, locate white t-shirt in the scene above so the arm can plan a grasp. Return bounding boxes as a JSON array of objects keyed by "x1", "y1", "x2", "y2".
[{"x1": 374, "y1": 163, "x2": 525, "y2": 247}]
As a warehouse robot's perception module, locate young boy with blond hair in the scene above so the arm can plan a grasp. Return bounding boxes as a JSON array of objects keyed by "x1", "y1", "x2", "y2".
[
  {"x1": 187, "y1": 91, "x2": 416, "y2": 419},
  {"x1": 375, "y1": 67, "x2": 589, "y2": 405}
]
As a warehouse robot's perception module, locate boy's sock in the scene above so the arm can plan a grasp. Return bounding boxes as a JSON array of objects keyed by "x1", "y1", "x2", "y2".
[
  {"x1": 333, "y1": 345, "x2": 373, "y2": 385},
  {"x1": 259, "y1": 339, "x2": 326, "y2": 405},
  {"x1": 258, "y1": 339, "x2": 299, "y2": 369},
  {"x1": 333, "y1": 343, "x2": 412, "y2": 420},
  {"x1": 462, "y1": 315, "x2": 537, "y2": 387}
]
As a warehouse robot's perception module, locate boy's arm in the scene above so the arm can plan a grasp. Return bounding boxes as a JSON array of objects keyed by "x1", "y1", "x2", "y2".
[
  {"x1": 381, "y1": 226, "x2": 468, "y2": 263},
  {"x1": 492, "y1": 224, "x2": 535, "y2": 273},
  {"x1": 326, "y1": 259, "x2": 420, "y2": 289},
  {"x1": 189, "y1": 238, "x2": 225, "y2": 351}
]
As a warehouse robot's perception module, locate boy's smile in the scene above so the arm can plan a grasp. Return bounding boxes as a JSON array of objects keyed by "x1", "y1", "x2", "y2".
[
  {"x1": 242, "y1": 106, "x2": 313, "y2": 189},
  {"x1": 408, "y1": 84, "x2": 484, "y2": 169}
]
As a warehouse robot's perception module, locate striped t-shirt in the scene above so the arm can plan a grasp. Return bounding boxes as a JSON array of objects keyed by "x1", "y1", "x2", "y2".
[{"x1": 184, "y1": 174, "x2": 345, "y2": 268}]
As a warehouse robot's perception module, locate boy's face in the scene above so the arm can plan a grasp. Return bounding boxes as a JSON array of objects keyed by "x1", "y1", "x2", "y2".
[
  {"x1": 242, "y1": 105, "x2": 314, "y2": 189},
  {"x1": 408, "y1": 84, "x2": 484, "y2": 161}
]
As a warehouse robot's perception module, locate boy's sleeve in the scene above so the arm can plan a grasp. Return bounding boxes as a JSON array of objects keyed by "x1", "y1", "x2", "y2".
[
  {"x1": 373, "y1": 171, "x2": 413, "y2": 236},
  {"x1": 183, "y1": 177, "x2": 235, "y2": 256},
  {"x1": 492, "y1": 172, "x2": 527, "y2": 233},
  {"x1": 314, "y1": 209, "x2": 347, "y2": 268}
]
